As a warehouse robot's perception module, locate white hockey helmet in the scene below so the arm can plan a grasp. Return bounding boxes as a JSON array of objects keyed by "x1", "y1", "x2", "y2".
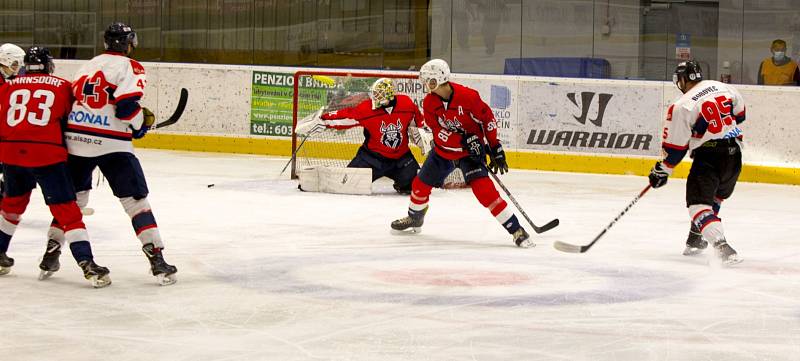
[
  {"x1": 0, "y1": 43, "x2": 26, "y2": 79},
  {"x1": 370, "y1": 78, "x2": 396, "y2": 109},
  {"x1": 419, "y1": 58, "x2": 450, "y2": 93}
]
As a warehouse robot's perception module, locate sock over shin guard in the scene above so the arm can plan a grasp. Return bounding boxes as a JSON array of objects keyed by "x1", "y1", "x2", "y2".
[
  {"x1": 120, "y1": 197, "x2": 164, "y2": 248},
  {"x1": 408, "y1": 177, "x2": 432, "y2": 214},
  {"x1": 689, "y1": 204, "x2": 725, "y2": 243},
  {"x1": 470, "y1": 177, "x2": 520, "y2": 233},
  {"x1": 0, "y1": 192, "x2": 32, "y2": 253}
]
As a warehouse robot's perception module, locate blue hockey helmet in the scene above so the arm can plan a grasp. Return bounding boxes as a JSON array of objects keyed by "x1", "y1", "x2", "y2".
[
  {"x1": 104, "y1": 22, "x2": 138, "y2": 53},
  {"x1": 24, "y1": 46, "x2": 54, "y2": 74}
]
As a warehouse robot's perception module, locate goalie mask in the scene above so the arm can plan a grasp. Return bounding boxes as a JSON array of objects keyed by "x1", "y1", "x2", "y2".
[
  {"x1": 673, "y1": 60, "x2": 703, "y2": 93},
  {"x1": 370, "y1": 78, "x2": 396, "y2": 109},
  {"x1": 0, "y1": 43, "x2": 25, "y2": 79},
  {"x1": 419, "y1": 59, "x2": 450, "y2": 93}
]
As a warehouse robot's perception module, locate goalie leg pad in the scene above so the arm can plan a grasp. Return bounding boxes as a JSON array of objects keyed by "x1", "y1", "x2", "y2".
[
  {"x1": 321, "y1": 167, "x2": 372, "y2": 195},
  {"x1": 298, "y1": 167, "x2": 321, "y2": 192},
  {"x1": 298, "y1": 167, "x2": 373, "y2": 195}
]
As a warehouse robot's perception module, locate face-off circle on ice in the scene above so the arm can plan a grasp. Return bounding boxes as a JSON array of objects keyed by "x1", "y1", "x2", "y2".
[{"x1": 212, "y1": 253, "x2": 688, "y2": 307}]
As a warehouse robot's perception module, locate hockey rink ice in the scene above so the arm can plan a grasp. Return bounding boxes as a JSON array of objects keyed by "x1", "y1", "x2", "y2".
[{"x1": 1, "y1": 149, "x2": 798, "y2": 361}]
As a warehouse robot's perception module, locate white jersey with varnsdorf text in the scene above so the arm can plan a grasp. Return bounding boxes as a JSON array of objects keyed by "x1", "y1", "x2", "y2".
[
  {"x1": 65, "y1": 53, "x2": 147, "y2": 157},
  {"x1": 662, "y1": 80, "x2": 746, "y2": 155}
]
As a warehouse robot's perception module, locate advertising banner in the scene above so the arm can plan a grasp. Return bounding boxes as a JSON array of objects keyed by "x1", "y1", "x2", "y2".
[
  {"x1": 518, "y1": 79, "x2": 663, "y2": 157},
  {"x1": 452, "y1": 75, "x2": 519, "y2": 148},
  {"x1": 251, "y1": 71, "x2": 312, "y2": 136}
]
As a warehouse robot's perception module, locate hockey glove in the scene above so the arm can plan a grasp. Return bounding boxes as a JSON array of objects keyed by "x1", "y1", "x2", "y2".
[
  {"x1": 648, "y1": 161, "x2": 673, "y2": 188},
  {"x1": 142, "y1": 107, "x2": 156, "y2": 127},
  {"x1": 132, "y1": 107, "x2": 155, "y2": 139},
  {"x1": 487, "y1": 144, "x2": 508, "y2": 174},
  {"x1": 461, "y1": 133, "x2": 484, "y2": 159}
]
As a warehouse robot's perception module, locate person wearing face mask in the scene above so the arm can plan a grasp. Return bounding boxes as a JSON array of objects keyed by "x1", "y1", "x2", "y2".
[{"x1": 757, "y1": 39, "x2": 800, "y2": 85}]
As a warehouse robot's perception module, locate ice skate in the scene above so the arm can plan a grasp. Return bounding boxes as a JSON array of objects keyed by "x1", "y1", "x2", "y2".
[
  {"x1": 391, "y1": 206, "x2": 427, "y2": 234},
  {"x1": 682, "y1": 224, "x2": 708, "y2": 256},
  {"x1": 38, "y1": 239, "x2": 62, "y2": 280},
  {"x1": 78, "y1": 260, "x2": 111, "y2": 288},
  {"x1": 712, "y1": 239, "x2": 742, "y2": 266},
  {"x1": 0, "y1": 253, "x2": 14, "y2": 276},
  {"x1": 513, "y1": 227, "x2": 533, "y2": 248},
  {"x1": 142, "y1": 243, "x2": 178, "y2": 286}
]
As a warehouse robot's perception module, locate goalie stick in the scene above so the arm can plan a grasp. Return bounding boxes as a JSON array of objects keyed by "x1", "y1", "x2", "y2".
[
  {"x1": 154, "y1": 88, "x2": 189, "y2": 129},
  {"x1": 279, "y1": 122, "x2": 324, "y2": 176},
  {"x1": 488, "y1": 170, "x2": 559, "y2": 234},
  {"x1": 553, "y1": 185, "x2": 651, "y2": 253}
]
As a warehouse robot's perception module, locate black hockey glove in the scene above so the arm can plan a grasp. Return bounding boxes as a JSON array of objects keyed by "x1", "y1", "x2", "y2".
[
  {"x1": 132, "y1": 107, "x2": 155, "y2": 139},
  {"x1": 487, "y1": 144, "x2": 508, "y2": 174},
  {"x1": 648, "y1": 161, "x2": 673, "y2": 188},
  {"x1": 461, "y1": 133, "x2": 484, "y2": 159}
]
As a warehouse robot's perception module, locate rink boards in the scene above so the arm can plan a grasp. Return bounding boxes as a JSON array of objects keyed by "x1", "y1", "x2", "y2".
[{"x1": 53, "y1": 60, "x2": 800, "y2": 185}]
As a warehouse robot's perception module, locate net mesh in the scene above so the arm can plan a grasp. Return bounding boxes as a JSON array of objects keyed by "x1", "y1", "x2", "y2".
[{"x1": 291, "y1": 72, "x2": 465, "y2": 188}]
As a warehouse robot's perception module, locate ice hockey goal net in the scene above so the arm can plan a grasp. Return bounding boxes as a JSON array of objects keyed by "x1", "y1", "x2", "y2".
[{"x1": 290, "y1": 70, "x2": 465, "y2": 188}]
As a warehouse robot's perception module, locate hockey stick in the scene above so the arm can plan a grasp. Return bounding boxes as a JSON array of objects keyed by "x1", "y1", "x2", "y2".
[
  {"x1": 154, "y1": 88, "x2": 189, "y2": 129},
  {"x1": 553, "y1": 184, "x2": 651, "y2": 253},
  {"x1": 279, "y1": 123, "x2": 324, "y2": 176},
  {"x1": 488, "y1": 170, "x2": 559, "y2": 234}
]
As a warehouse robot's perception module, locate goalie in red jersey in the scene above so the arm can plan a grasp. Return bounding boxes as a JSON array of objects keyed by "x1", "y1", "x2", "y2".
[
  {"x1": 316, "y1": 78, "x2": 426, "y2": 194},
  {"x1": 390, "y1": 59, "x2": 531, "y2": 247}
]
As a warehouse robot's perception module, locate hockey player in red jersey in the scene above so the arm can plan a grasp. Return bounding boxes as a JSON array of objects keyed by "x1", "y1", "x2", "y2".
[
  {"x1": 318, "y1": 78, "x2": 423, "y2": 193},
  {"x1": 649, "y1": 60, "x2": 745, "y2": 265},
  {"x1": 42, "y1": 22, "x2": 178, "y2": 285},
  {"x1": 390, "y1": 59, "x2": 531, "y2": 247},
  {"x1": 0, "y1": 47, "x2": 111, "y2": 287}
]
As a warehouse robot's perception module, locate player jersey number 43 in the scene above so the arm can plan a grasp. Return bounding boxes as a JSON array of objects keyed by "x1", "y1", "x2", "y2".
[{"x1": 65, "y1": 53, "x2": 147, "y2": 157}]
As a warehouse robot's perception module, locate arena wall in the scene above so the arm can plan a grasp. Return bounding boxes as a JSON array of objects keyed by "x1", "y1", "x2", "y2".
[{"x1": 54, "y1": 60, "x2": 800, "y2": 185}]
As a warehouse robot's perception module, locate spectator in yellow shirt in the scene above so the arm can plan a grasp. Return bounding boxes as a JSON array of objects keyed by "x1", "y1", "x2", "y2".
[{"x1": 758, "y1": 39, "x2": 800, "y2": 85}]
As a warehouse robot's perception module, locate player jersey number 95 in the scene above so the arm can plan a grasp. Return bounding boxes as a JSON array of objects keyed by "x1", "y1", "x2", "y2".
[
  {"x1": 5, "y1": 88, "x2": 56, "y2": 126},
  {"x1": 700, "y1": 95, "x2": 734, "y2": 134}
]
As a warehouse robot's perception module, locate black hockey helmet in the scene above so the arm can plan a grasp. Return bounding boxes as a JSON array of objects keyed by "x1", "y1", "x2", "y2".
[
  {"x1": 104, "y1": 22, "x2": 138, "y2": 53},
  {"x1": 24, "y1": 46, "x2": 54, "y2": 74},
  {"x1": 673, "y1": 60, "x2": 703, "y2": 92}
]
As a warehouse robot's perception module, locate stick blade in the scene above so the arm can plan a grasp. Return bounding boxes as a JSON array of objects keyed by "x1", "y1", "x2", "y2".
[
  {"x1": 552, "y1": 240, "x2": 586, "y2": 253},
  {"x1": 155, "y1": 88, "x2": 189, "y2": 129},
  {"x1": 533, "y1": 218, "x2": 559, "y2": 234}
]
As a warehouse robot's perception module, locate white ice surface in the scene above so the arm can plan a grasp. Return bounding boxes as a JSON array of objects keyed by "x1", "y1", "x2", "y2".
[{"x1": 1, "y1": 149, "x2": 798, "y2": 361}]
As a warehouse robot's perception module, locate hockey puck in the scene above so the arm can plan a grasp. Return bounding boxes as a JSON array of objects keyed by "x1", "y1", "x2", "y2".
[{"x1": 207, "y1": 184, "x2": 215, "y2": 188}]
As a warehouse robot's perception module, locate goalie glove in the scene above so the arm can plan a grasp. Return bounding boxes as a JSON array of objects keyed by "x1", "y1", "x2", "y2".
[
  {"x1": 411, "y1": 126, "x2": 434, "y2": 155},
  {"x1": 294, "y1": 108, "x2": 325, "y2": 136},
  {"x1": 648, "y1": 161, "x2": 673, "y2": 188},
  {"x1": 487, "y1": 144, "x2": 508, "y2": 175}
]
